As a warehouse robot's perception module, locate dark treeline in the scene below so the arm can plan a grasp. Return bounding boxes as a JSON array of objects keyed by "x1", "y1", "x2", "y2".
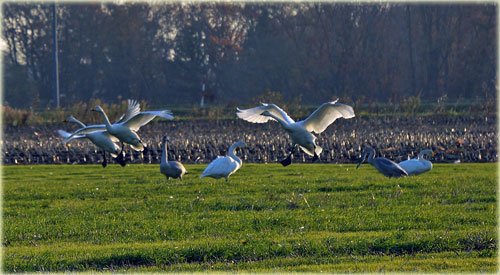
[{"x1": 2, "y1": 3, "x2": 496, "y2": 108}]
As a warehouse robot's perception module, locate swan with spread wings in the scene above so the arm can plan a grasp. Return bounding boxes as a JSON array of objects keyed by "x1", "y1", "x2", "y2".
[
  {"x1": 236, "y1": 99, "x2": 354, "y2": 166},
  {"x1": 68, "y1": 100, "x2": 174, "y2": 152}
]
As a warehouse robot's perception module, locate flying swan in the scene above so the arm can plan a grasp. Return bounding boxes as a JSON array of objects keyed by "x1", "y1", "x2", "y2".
[
  {"x1": 57, "y1": 115, "x2": 125, "y2": 167},
  {"x1": 236, "y1": 99, "x2": 354, "y2": 166},
  {"x1": 68, "y1": 100, "x2": 174, "y2": 152}
]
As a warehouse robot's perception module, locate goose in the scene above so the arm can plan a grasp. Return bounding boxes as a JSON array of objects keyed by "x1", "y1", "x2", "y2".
[
  {"x1": 399, "y1": 149, "x2": 433, "y2": 176},
  {"x1": 69, "y1": 100, "x2": 174, "y2": 152},
  {"x1": 356, "y1": 146, "x2": 408, "y2": 178},
  {"x1": 201, "y1": 141, "x2": 246, "y2": 181},
  {"x1": 236, "y1": 99, "x2": 354, "y2": 166},
  {"x1": 58, "y1": 116, "x2": 125, "y2": 167},
  {"x1": 160, "y1": 136, "x2": 187, "y2": 180}
]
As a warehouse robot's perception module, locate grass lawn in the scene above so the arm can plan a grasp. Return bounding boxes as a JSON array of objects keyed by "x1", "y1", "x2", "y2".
[{"x1": 2, "y1": 163, "x2": 497, "y2": 272}]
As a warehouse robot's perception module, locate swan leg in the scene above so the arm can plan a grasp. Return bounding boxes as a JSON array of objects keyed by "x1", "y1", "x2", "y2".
[
  {"x1": 280, "y1": 144, "x2": 297, "y2": 167},
  {"x1": 312, "y1": 153, "x2": 319, "y2": 162},
  {"x1": 101, "y1": 151, "x2": 108, "y2": 168}
]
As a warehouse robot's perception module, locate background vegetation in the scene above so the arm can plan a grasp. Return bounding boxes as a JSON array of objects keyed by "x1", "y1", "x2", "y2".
[
  {"x1": 2, "y1": 3, "x2": 496, "y2": 108},
  {"x1": 3, "y1": 163, "x2": 497, "y2": 272}
]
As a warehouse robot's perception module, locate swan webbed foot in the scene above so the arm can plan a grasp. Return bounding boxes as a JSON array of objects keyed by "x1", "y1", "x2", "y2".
[
  {"x1": 115, "y1": 154, "x2": 126, "y2": 167},
  {"x1": 118, "y1": 158, "x2": 126, "y2": 167},
  {"x1": 280, "y1": 154, "x2": 292, "y2": 167}
]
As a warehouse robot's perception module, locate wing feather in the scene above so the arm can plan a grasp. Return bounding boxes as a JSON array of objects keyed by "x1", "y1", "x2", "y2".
[
  {"x1": 122, "y1": 110, "x2": 174, "y2": 132},
  {"x1": 297, "y1": 101, "x2": 355, "y2": 134},
  {"x1": 236, "y1": 103, "x2": 295, "y2": 124},
  {"x1": 115, "y1": 99, "x2": 141, "y2": 124}
]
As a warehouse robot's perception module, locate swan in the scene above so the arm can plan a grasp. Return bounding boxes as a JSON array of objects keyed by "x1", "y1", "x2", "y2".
[
  {"x1": 69, "y1": 100, "x2": 174, "y2": 152},
  {"x1": 356, "y1": 147, "x2": 408, "y2": 178},
  {"x1": 399, "y1": 149, "x2": 433, "y2": 176},
  {"x1": 58, "y1": 115, "x2": 125, "y2": 167},
  {"x1": 160, "y1": 136, "x2": 187, "y2": 180},
  {"x1": 201, "y1": 141, "x2": 246, "y2": 181},
  {"x1": 236, "y1": 99, "x2": 354, "y2": 166}
]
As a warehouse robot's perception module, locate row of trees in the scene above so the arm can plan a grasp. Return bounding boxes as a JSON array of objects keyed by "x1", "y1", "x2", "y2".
[{"x1": 2, "y1": 3, "x2": 496, "y2": 108}]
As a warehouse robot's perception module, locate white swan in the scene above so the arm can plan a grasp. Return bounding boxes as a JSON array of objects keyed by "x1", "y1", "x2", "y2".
[
  {"x1": 69, "y1": 100, "x2": 174, "y2": 152},
  {"x1": 237, "y1": 99, "x2": 355, "y2": 166},
  {"x1": 160, "y1": 136, "x2": 187, "y2": 180},
  {"x1": 356, "y1": 147, "x2": 408, "y2": 178},
  {"x1": 201, "y1": 141, "x2": 246, "y2": 181},
  {"x1": 399, "y1": 149, "x2": 433, "y2": 176},
  {"x1": 58, "y1": 115, "x2": 125, "y2": 167}
]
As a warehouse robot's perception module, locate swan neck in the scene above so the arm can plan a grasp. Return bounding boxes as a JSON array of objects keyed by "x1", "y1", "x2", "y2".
[
  {"x1": 97, "y1": 109, "x2": 113, "y2": 129},
  {"x1": 228, "y1": 144, "x2": 242, "y2": 165},
  {"x1": 367, "y1": 148, "x2": 375, "y2": 163},
  {"x1": 161, "y1": 140, "x2": 168, "y2": 164}
]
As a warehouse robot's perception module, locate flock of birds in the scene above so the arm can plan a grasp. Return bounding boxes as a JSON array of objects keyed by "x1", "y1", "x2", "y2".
[{"x1": 54, "y1": 99, "x2": 435, "y2": 180}]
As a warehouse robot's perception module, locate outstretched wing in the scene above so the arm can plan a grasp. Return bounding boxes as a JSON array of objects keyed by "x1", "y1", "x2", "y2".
[
  {"x1": 236, "y1": 103, "x2": 295, "y2": 124},
  {"x1": 68, "y1": 124, "x2": 107, "y2": 137},
  {"x1": 297, "y1": 101, "x2": 355, "y2": 134},
  {"x1": 57, "y1": 130, "x2": 86, "y2": 144},
  {"x1": 115, "y1": 99, "x2": 141, "y2": 124},
  {"x1": 123, "y1": 110, "x2": 174, "y2": 132},
  {"x1": 66, "y1": 115, "x2": 86, "y2": 128}
]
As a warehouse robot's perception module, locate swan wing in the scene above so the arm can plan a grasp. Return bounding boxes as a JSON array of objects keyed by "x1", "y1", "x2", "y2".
[
  {"x1": 201, "y1": 156, "x2": 237, "y2": 178},
  {"x1": 66, "y1": 115, "x2": 86, "y2": 128},
  {"x1": 57, "y1": 130, "x2": 86, "y2": 143},
  {"x1": 297, "y1": 101, "x2": 355, "y2": 134},
  {"x1": 122, "y1": 110, "x2": 174, "y2": 132},
  {"x1": 236, "y1": 103, "x2": 295, "y2": 124},
  {"x1": 399, "y1": 159, "x2": 432, "y2": 175},
  {"x1": 373, "y1": 158, "x2": 408, "y2": 177},
  {"x1": 115, "y1": 99, "x2": 141, "y2": 124},
  {"x1": 70, "y1": 124, "x2": 107, "y2": 135}
]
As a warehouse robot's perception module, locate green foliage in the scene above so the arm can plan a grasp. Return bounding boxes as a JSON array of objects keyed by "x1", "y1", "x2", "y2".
[{"x1": 2, "y1": 163, "x2": 497, "y2": 272}]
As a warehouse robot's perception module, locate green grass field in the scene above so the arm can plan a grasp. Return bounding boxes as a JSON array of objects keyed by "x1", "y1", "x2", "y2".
[{"x1": 2, "y1": 163, "x2": 497, "y2": 272}]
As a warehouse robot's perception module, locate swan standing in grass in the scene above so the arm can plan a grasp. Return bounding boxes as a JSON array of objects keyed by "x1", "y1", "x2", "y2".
[
  {"x1": 57, "y1": 115, "x2": 125, "y2": 167},
  {"x1": 69, "y1": 100, "x2": 174, "y2": 152},
  {"x1": 356, "y1": 147, "x2": 408, "y2": 178},
  {"x1": 399, "y1": 149, "x2": 433, "y2": 176},
  {"x1": 236, "y1": 99, "x2": 355, "y2": 166},
  {"x1": 201, "y1": 141, "x2": 246, "y2": 181},
  {"x1": 160, "y1": 136, "x2": 187, "y2": 180}
]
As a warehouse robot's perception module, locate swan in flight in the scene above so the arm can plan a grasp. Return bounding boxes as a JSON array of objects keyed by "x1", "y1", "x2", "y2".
[
  {"x1": 69, "y1": 100, "x2": 174, "y2": 152},
  {"x1": 356, "y1": 147, "x2": 408, "y2": 178},
  {"x1": 201, "y1": 141, "x2": 246, "y2": 181},
  {"x1": 236, "y1": 99, "x2": 354, "y2": 166},
  {"x1": 160, "y1": 136, "x2": 187, "y2": 180},
  {"x1": 58, "y1": 115, "x2": 125, "y2": 167},
  {"x1": 399, "y1": 149, "x2": 433, "y2": 176}
]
